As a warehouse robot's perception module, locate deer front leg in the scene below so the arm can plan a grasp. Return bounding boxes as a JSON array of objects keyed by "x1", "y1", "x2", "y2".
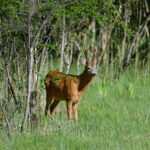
[
  {"x1": 73, "y1": 101, "x2": 79, "y2": 122},
  {"x1": 45, "y1": 94, "x2": 53, "y2": 116},
  {"x1": 66, "y1": 101, "x2": 72, "y2": 120},
  {"x1": 50, "y1": 99, "x2": 60, "y2": 118}
]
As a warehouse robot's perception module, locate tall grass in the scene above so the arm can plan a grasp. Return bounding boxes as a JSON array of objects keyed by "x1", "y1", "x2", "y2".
[{"x1": 0, "y1": 67, "x2": 150, "y2": 150}]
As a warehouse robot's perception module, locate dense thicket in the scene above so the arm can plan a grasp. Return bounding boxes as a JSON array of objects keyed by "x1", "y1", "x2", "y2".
[{"x1": 0, "y1": 0, "x2": 149, "y2": 132}]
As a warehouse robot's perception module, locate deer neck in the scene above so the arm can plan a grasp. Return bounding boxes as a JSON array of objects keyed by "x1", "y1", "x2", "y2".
[{"x1": 78, "y1": 69, "x2": 93, "y2": 92}]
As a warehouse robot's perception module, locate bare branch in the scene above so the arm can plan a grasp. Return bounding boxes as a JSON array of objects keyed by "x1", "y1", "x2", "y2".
[
  {"x1": 32, "y1": 0, "x2": 61, "y2": 48},
  {"x1": 125, "y1": 14, "x2": 150, "y2": 68},
  {"x1": 6, "y1": 68, "x2": 19, "y2": 105},
  {"x1": 97, "y1": 5, "x2": 122, "y2": 67}
]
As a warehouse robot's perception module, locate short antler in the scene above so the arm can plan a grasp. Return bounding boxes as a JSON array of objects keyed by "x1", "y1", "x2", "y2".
[
  {"x1": 84, "y1": 48, "x2": 90, "y2": 65},
  {"x1": 92, "y1": 48, "x2": 97, "y2": 65}
]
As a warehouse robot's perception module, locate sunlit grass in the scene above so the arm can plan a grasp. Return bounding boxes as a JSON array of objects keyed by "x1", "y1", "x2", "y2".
[{"x1": 0, "y1": 68, "x2": 150, "y2": 150}]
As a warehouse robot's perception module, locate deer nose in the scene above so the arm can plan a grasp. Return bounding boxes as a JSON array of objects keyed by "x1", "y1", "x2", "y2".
[{"x1": 91, "y1": 73, "x2": 96, "y2": 77}]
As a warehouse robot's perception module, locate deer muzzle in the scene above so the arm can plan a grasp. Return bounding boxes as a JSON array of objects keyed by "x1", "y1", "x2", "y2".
[{"x1": 91, "y1": 73, "x2": 96, "y2": 77}]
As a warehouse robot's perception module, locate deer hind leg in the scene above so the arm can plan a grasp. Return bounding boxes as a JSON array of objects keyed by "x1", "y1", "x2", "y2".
[
  {"x1": 45, "y1": 91, "x2": 53, "y2": 116},
  {"x1": 73, "y1": 101, "x2": 79, "y2": 122},
  {"x1": 50, "y1": 99, "x2": 60, "y2": 118},
  {"x1": 66, "y1": 101, "x2": 72, "y2": 120}
]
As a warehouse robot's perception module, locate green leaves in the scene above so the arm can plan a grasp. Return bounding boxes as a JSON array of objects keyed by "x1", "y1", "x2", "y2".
[
  {"x1": 54, "y1": 0, "x2": 116, "y2": 25},
  {"x1": 0, "y1": 0, "x2": 23, "y2": 18}
]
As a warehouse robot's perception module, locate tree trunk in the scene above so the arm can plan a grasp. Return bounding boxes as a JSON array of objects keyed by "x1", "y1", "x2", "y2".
[
  {"x1": 60, "y1": 15, "x2": 65, "y2": 72},
  {"x1": 121, "y1": 2, "x2": 129, "y2": 71},
  {"x1": 91, "y1": 18, "x2": 96, "y2": 49},
  {"x1": 21, "y1": 46, "x2": 34, "y2": 132},
  {"x1": 21, "y1": 0, "x2": 35, "y2": 132},
  {"x1": 74, "y1": 40, "x2": 81, "y2": 75},
  {"x1": 77, "y1": 51, "x2": 81, "y2": 75},
  {"x1": 66, "y1": 41, "x2": 73, "y2": 74}
]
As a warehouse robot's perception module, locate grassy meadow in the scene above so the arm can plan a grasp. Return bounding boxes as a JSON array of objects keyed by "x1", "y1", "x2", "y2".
[{"x1": 0, "y1": 67, "x2": 150, "y2": 150}]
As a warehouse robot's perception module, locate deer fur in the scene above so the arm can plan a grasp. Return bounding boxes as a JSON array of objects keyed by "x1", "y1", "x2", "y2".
[{"x1": 45, "y1": 49, "x2": 97, "y2": 122}]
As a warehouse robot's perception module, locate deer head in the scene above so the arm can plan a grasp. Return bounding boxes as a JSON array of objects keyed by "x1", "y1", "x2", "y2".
[{"x1": 81, "y1": 49, "x2": 97, "y2": 77}]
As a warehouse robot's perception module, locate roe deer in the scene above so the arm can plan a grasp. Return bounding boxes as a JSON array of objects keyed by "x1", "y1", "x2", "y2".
[{"x1": 45, "y1": 49, "x2": 97, "y2": 122}]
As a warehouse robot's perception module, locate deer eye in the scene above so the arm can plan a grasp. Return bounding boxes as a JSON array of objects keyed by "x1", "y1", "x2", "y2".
[{"x1": 87, "y1": 67, "x2": 91, "y2": 71}]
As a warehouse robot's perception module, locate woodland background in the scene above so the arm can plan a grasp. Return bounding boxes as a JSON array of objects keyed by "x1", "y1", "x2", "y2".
[{"x1": 0, "y1": 0, "x2": 150, "y2": 149}]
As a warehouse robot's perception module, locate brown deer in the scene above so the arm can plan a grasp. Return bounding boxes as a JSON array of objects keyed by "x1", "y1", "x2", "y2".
[{"x1": 45, "y1": 49, "x2": 97, "y2": 122}]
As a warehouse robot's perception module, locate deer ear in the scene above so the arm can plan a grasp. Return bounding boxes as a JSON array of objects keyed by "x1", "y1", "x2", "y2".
[{"x1": 80, "y1": 56, "x2": 86, "y2": 66}]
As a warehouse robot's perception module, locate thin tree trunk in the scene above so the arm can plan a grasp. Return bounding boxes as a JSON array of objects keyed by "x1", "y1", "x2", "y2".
[
  {"x1": 36, "y1": 20, "x2": 55, "y2": 89},
  {"x1": 66, "y1": 41, "x2": 73, "y2": 74},
  {"x1": 101, "y1": 25, "x2": 109, "y2": 75},
  {"x1": 30, "y1": 90, "x2": 38, "y2": 129},
  {"x1": 6, "y1": 68, "x2": 18, "y2": 105},
  {"x1": 36, "y1": 48, "x2": 47, "y2": 88},
  {"x1": 60, "y1": 15, "x2": 65, "y2": 72},
  {"x1": 125, "y1": 14, "x2": 150, "y2": 68},
  {"x1": 21, "y1": 46, "x2": 34, "y2": 132},
  {"x1": 21, "y1": 1, "x2": 60, "y2": 132},
  {"x1": 3, "y1": 44, "x2": 19, "y2": 106},
  {"x1": 21, "y1": 0, "x2": 35, "y2": 132},
  {"x1": 110, "y1": 48, "x2": 114, "y2": 77},
  {"x1": 121, "y1": 2, "x2": 129, "y2": 71},
  {"x1": 91, "y1": 18, "x2": 96, "y2": 49},
  {"x1": 77, "y1": 52, "x2": 81, "y2": 75},
  {"x1": 74, "y1": 40, "x2": 81, "y2": 74},
  {"x1": 97, "y1": 6, "x2": 121, "y2": 67}
]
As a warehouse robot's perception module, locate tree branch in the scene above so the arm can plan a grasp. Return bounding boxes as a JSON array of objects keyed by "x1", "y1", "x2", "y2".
[{"x1": 125, "y1": 14, "x2": 150, "y2": 68}]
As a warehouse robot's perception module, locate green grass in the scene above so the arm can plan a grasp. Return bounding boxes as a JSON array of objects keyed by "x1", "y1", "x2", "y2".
[{"x1": 0, "y1": 69, "x2": 150, "y2": 150}]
